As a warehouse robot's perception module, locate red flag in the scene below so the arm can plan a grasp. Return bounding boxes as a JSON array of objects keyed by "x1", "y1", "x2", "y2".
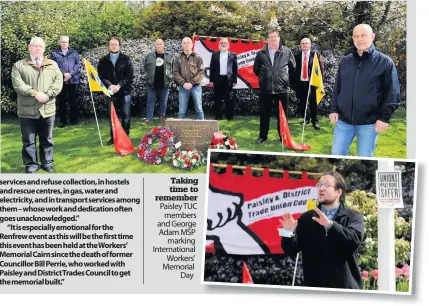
[
  {"x1": 242, "y1": 262, "x2": 254, "y2": 284},
  {"x1": 279, "y1": 101, "x2": 311, "y2": 151},
  {"x1": 110, "y1": 103, "x2": 135, "y2": 156}
]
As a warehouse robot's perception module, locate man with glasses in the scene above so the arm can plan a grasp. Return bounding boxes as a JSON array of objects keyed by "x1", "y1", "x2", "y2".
[
  {"x1": 98, "y1": 37, "x2": 134, "y2": 145},
  {"x1": 330, "y1": 24, "x2": 401, "y2": 157},
  {"x1": 279, "y1": 170, "x2": 364, "y2": 288},
  {"x1": 253, "y1": 28, "x2": 296, "y2": 144},
  {"x1": 209, "y1": 37, "x2": 238, "y2": 120}
]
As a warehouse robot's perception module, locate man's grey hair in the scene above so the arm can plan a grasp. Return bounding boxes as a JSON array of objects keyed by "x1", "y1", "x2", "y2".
[
  {"x1": 60, "y1": 36, "x2": 70, "y2": 42},
  {"x1": 29, "y1": 37, "x2": 45, "y2": 47}
]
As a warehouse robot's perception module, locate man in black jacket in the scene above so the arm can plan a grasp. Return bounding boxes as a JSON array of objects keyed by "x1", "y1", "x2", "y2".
[
  {"x1": 253, "y1": 29, "x2": 296, "y2": 144},
  {"x1": 280, "y1": 170, "x2": 364, "y2": 289},
  {"x1": 330, "y1": 24, "x2": 400, "y2": 157},
  {"x1": 209, "y1": 38, "x2": 238, "y2": 120},
  {"x1": 98, "y1": 37, "x2": 134, "y2": 145},
  {"x1": 293, "y1": 38, "x2": 324, "y2": 130}
]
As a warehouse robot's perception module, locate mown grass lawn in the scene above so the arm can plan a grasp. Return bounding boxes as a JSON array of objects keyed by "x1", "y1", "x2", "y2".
[{"x1": 1, "y1": 108, "x2": 406, "y2": 173}]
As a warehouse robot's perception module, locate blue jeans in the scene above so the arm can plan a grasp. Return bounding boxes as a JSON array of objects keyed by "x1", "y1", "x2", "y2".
[
  {"x1": 178, "y1": 84, "x2": 204, "y2": 120},
  {"x1": 331, "y1": 120, "x2": 379, "y2": 157},
  {"x1": 146, "y1": 87, "x2": 170, "y2": 120},
  {"x1": 109, "y1": 94, "x2": 131, "y2": 139}
]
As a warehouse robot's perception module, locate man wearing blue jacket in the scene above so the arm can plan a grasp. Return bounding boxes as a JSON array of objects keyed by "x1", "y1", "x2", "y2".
[
  {"x1": 51, "y1": 36, "x2": 81, "y2": 127},
  {"x1": 330, "y1": 24, "x2": 400, "y2": 157}
]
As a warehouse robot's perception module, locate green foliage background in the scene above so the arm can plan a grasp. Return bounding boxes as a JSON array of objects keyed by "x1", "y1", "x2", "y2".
[{"x1": 1, "y1": 1, "x2": 407, "y2": 114}]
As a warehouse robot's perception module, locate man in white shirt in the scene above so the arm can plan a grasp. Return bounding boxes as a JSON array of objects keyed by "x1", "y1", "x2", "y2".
[
  {"x1": 292, "y1": 38, "x2": 324, "y2": 130},
  {"x1": 209, "y1": 38, "x2": 238, "y2": 120}
]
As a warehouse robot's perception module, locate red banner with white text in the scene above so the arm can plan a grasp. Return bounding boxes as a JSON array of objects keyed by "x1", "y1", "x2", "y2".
[
  {"x1": 193, "y1": 36, "x2": 265, "y2": 89},
  {"x1": 206, "y1": 164, "x2": 319, "y2": 255}
]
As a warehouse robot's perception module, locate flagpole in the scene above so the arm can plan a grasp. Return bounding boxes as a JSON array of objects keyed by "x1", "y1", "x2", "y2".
[
  {"x1": 84, "y1": 59, "x2": 104, "y2": 147},
  {"x1": 292, "y1": 252, "x2": 300, "y2": 286},
  {"x1": 301, "y1": 57, "x2": 315, "y2": 144},
  {"x1": 90, "y1": 91, "x2": 104, "y2": 147}
]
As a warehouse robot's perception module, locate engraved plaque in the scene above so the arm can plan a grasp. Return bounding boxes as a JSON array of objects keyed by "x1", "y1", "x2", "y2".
[{"x1": 165, "y1": 119, "x2": 219, "y2": 151}]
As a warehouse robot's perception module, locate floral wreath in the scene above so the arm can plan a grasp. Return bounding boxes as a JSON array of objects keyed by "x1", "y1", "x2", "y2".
[
  {"x1": 207, "y1": 135, "x2": 239, "y2": 150},
  {"x1": 138, "y1": 126, "x2": 175, "y2": 164},
  {"x1": 169, "y1": 148, "x2": 206, "y2": 170}
]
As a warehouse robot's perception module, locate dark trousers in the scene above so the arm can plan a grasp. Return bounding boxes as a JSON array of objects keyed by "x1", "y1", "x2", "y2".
[
  {"x1": 297, "y1": 81, "x2": 318, "y2": 123},
  {"x1": 109, "y1": 94, "x2": 131, "y2": 140},
  {"x1": 58, "y1": 84, "x2": 78, "y2": 125},
  {"x1": 19, "y1": 116, "x2": 55, "y2": 171},
  {"x1": 213, "y1": 76, "x2": 234, "y2": 120},
  {"x1": 258, "y1": 92, "x2": 288, "y2": 140}
]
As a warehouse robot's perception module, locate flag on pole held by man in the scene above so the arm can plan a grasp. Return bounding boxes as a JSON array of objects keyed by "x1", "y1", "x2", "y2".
[
  {"x1": 242, "y1": 262, "x2": 254, "y2": 284},
  {"x1": 84, "y1": 59, "x2": 111, "y2": 97},
  {"x1": 279, "y1": 101, "x2": 311, "y2": 151},
  {"x1": 309, "y1": 53, "x2": 325, "y2": 104},
  {"x1": 110, "y1": 103, "x2": 135, "y2": 156}
]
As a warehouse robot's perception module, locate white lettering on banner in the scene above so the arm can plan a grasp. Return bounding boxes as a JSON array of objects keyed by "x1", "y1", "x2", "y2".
[
  {"x1": 242, "y1": 187, "x2": 318, "y2": 224},
  {"x1": 236, "y1": 50, "x2": 258, "y2": 69},
  {"x1": 193, "y1": 40, "x2": 262, "y2": 89}
]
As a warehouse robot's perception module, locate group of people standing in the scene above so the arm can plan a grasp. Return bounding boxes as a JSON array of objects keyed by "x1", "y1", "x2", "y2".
[{"x1": 11, "y1": 23, "x2": 401, "y2": 173}]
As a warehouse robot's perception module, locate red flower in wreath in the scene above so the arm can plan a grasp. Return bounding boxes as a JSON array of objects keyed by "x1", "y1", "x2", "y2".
[
  {"x1": 175, "y1": 151, "x2": 180, "y2": 157},
  {"x1": 186, "y1": 161, "x2": 192, "y2": 167},
  {"x1": 230, "y1": 139, "x2": 236, "y2": 145},
  {"x1": 182, "y1": 155, "x2": 188, "y2": 161},
  {"x1": 193, "y1": 154, "x2": 199, "y2": 160},
  {"x1": 138, "y1": 126, "x2": 176, "y2": 164}
]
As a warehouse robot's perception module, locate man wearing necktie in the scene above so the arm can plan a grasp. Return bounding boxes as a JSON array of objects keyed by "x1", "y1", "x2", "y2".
[
  {"x1": 279, "y1": 171, "x2": 364, "y2": 288},
  {"x1": 11, "y1": 37, "x2": 63, "y2": 173},
  {"x1": 292, "y1": 38, "x2": 324, "y2": 130}
]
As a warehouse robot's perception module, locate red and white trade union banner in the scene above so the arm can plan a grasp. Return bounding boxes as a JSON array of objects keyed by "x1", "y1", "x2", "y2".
[
  {"x1": 206, "y1": 164, "x2": 318, "y2": 255},
  {"x1": 193, "y1": 36, "x2": 265, "y2": 89}
]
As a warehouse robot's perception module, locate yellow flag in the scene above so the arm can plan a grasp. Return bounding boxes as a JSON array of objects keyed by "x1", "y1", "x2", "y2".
[
  {"x1": 310, "y1": 53, "x2": 324, "y2": 104},
  {"x1": 306, "y1": 199, "x2": 317, "y2": 211},
  {"x1": 84, "y1": 59, "x2": 111, "y2": 97}
]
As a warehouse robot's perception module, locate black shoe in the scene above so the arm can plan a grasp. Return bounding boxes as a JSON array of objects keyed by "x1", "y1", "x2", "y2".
[
  {"x1": 25, "y1": 166, "x2": 38, "y2": 174},
  {"x1": 42, "y1": 165, "x2": 55, "y2": 173},
  {"x1": 301, "y1": 119, "x2": 310, "y2": 125},
  {"x1": 313, "y1": 123, "x2": 321, "y2": 130},
  {"x1": 107, "y1": 139, "x2": 114, "y2": 146},
  {"x1": 255, "y1": 138, "x2": 266, "y2": 144},
  {"x1": 58, "y1": 123, "x2": 66, "y2": 128}
]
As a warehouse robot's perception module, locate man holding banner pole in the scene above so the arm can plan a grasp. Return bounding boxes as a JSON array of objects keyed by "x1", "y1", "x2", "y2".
[
  {"x1": 97, "y1": 37, "x2": 134, "y2": 146},
  {"x1": 292, "y1": 38, "x2": 324, "y2": 131},
  {"x1": 279, "y1": 170, "x2": 364, "y2": 288}
]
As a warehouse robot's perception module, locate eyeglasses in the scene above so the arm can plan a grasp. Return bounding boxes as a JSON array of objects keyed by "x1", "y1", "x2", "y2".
[
  {"x1": 352, "y1": 34, "x2": 369, "y2": 40},
  {"x1": 316, "y1": 183, "x2": 335, "y2": 189}
]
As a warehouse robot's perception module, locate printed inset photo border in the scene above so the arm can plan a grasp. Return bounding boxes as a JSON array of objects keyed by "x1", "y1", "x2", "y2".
[{"x1": 201, "y1": 149, "x2": 417, "y2": 295}]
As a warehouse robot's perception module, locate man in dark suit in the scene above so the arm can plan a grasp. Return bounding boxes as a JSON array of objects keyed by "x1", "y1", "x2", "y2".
[
  {"x1": 293, "y1": 38, "x2": 324, "y2": 130},
  {"x1": 209, "y1": 38, "x2": 238, "y2": 120}
]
